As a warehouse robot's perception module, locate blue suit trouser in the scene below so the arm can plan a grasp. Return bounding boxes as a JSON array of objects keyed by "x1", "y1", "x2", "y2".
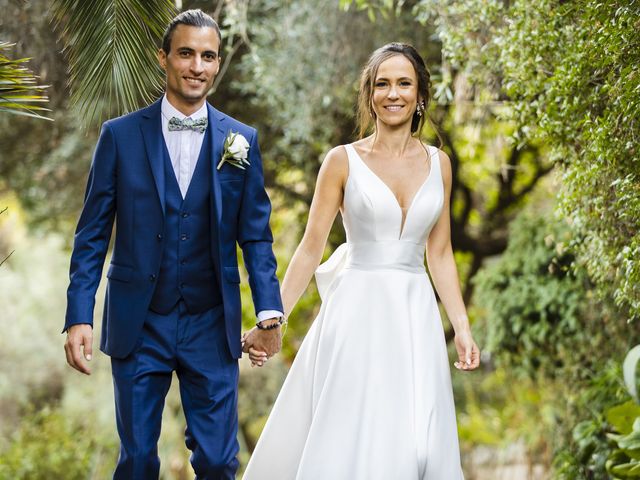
[{"x1": 111, "y1": 302, "x2": 239, "y2": 480}]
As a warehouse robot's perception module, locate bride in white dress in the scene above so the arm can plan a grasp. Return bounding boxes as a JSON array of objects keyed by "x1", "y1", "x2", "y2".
[{"x1": 243, "y1": 42, "x2": 480, "y2": 479}]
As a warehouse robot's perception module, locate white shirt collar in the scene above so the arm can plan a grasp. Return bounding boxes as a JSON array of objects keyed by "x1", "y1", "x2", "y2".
[{"x1": 161, "y1": 94, "x2": 208, "y2": 121}]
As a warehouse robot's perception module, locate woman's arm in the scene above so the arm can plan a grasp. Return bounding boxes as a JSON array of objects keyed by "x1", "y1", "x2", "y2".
[
  {"x1": 244, "y1": 146, "x2": 348, "y2": 365},
  {"x1": 280, "y1": 146, "x2": 349, "y2": 316},
  {"x1": 426, "y1": 149, "x2": 480, "y2": 370}
]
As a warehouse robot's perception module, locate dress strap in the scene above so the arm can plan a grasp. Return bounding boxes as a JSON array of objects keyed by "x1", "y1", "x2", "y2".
[
  {"x1": 343, "y1": 143, "x2": 360, "y2": 173},
  {"x1": 427, "y1": 145, "x2": 442, "y2": 183}
]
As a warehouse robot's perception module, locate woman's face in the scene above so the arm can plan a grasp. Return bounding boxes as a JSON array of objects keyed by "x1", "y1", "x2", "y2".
[{"x1": 371, "y1": 54, "x2": 420, "y2": 129}]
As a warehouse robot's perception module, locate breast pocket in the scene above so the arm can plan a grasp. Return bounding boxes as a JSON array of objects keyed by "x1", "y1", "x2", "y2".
[{"x1": 218, "y1": 172, "x2": 245, "y2": 183}]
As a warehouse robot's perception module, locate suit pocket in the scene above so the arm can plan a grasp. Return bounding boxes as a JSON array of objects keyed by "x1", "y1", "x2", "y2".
[
  {"x1": 106, "y1": 263, "x2": 133, "y2": 283},
  {"x1": 223, "y1": 266, "x2": 241, "y2": 284},
  {"x1": 218, "y1": 169, "x2": 245, "y2": 182}
]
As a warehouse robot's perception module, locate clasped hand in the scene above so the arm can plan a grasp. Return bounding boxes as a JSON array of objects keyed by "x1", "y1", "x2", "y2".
[{"x1": 242, "y1": 321, "x2": 282, "y2": 367}]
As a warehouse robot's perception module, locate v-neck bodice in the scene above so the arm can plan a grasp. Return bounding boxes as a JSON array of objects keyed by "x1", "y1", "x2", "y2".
[{"x1": 342, "y1": 143, "x2": 443, "y2": 244}]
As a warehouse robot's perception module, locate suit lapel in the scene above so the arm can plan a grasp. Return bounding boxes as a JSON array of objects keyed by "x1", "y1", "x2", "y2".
[
  {"x1": 207, "y1": 104, "x2": 226, "y2": 286},
  {"x1": 208, "y1": 103, "x2": 226, "y2": 227},
  {"x1": 140, "y1": 99, "x2": 166, "y2": 215}
]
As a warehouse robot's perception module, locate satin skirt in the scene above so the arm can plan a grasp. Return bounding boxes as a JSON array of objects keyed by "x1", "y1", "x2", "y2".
[{"x1": 244, "y1": 242, "x2": 464, "y2": 479}]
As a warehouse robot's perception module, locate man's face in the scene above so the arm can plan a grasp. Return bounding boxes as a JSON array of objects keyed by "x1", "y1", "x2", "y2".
[{"x1": 158, "y1": 25, "x2": 221, "y2": 112}]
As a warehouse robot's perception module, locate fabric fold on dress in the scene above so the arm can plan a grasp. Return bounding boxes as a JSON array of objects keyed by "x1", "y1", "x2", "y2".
[{"x1": 314, "y1": 243, "x2": 348, "y2": 301}]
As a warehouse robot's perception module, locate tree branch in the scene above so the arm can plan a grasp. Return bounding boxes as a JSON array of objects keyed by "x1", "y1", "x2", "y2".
[
  {"x1": 211, "y1": 39, "x2": 244, "y2": 93},
  {"x1": 492, "y1": 158, "x2": 553, "y2": 215},
  {"x1": 212, "y1": 1, "x2": 225, "y2": 22}
]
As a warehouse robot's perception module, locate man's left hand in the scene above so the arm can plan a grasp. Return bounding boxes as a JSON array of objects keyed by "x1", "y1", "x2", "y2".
[{"x1": 242, "y1": 319, "x2": 282, "y2": 367}]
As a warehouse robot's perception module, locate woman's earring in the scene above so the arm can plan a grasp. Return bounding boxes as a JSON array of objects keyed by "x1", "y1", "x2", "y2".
[{"x1": 416, "y1": 101, "x2": 425, "y2": 117}]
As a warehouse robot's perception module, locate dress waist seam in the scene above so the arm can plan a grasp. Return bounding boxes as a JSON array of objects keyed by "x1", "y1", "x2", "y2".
[{"x1": 343, "y1": 264, "x2": 426, "y2": 274}]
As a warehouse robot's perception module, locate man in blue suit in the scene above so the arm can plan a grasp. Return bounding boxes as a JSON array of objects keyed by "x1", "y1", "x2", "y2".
[{"x1": 63, "y1": 9, "x2": 283, "y2": 479}]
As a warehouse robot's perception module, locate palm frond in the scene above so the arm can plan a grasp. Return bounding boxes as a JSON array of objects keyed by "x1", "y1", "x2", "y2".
[
  {"x1": 0, "y1": 207, "x2": 14, "y2": 267},
  {"x1": 0, "y1": 42, "x2": 51, "y2": 120},
  {"x1": 51, "y1": 0, "x2": 177, "y2": 129}
]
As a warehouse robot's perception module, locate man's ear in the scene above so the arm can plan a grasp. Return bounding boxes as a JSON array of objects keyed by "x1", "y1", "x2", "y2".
[{"x1": 157, "y1": 48, "x2": 167, "y2": 70}]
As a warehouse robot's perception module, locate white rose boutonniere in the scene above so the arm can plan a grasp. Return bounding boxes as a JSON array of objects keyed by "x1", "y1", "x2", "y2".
[{"x1": 217, "y1": 131, "x2": 250, "y2": 170}]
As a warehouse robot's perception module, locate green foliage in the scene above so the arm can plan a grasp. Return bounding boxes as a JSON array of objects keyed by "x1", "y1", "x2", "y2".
[
  {"x1": 235, "y1": 0, "x2": 439, "y2": 184},
  {"x1": 0, "y1": 406, "x2": 113, "y2": 480},
  {"x1": 472, "y1": 207, "x2": 640, "y2": 475},
  {"x1": 51, "y1": 0, "x2": 177, "y2": 129},
  {"x1": 0, "y1": 42, "x2": 50, "y2": 120},
  {"x1": 607, "y1": 415, "x2": 640, "y2": 479},
  {"x1": 455, "y1": 366, "x2": 555, "y2": 459},
  {"x1": 340, "y1": 0, "x2": 401, "y2": 22},
  {"x1": 474, "y1": 212, "x2": 604, "y2": 379},
  {"x1": 604, "y1": 348, "x2": 640, "y2": 479},
  {"x1": 608, "y1": 402, "x2": 640, "y2": 436},
  {"x1": 552, "y1": 363, "x2": 624, "y2": 478},
  {"x1": 237, "y1": 357, "x2": 288, "y2": 461},
  {"x1": 430, "y1": 0, "x2": 640, "y2": 319},
  {"x1": 0, "y1": 0, "x2": 92, "y2": 232},
  {"x1": 498, "y1": 0, "x2": 640, "y2": 321},
  {"x1": 562, "y1": 395, "x2": 640, "y2": 479},
  {"x1": 625, "y1": 345, "x2": 640, "y2": 403},
  {"x1": 551, "y1": 346, "x2": 640, "y2": 479}
]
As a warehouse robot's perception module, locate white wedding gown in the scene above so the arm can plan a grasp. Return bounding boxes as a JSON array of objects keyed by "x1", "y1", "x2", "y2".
[{"x1": 244, "y1": 144, "x2": 464, "y2": 479}]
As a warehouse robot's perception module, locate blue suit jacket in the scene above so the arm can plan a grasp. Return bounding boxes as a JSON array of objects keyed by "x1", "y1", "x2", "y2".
[{"x1": 64, "y1": 99, "x2": 283, "y2": 359}]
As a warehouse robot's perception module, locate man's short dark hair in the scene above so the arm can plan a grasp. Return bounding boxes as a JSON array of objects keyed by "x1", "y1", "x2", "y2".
[{"x1": 162, "y1": 9, "x2": 221, "y2": 54}]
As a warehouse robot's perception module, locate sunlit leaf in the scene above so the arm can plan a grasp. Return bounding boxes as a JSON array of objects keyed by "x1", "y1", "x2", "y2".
[
  {"x1": 0, "y1": 42, "x2": 51, "y2": 120},
  {"x1": 624, "y1": 345, "x2": 640, "y2": 402}
]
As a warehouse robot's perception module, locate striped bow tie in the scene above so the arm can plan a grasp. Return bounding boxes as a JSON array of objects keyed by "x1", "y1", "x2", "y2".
[{"x1": 168, "y1": 116, "x2": 208, "y2": 133}]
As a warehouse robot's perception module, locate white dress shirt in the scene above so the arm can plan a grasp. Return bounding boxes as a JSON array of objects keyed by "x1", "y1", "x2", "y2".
[
  {"x1": 160, "y1": 95, "x2": 282, "y2": 323},
  {"x1": 161, "y1": 95, "x2": 208, "y2": 198}
]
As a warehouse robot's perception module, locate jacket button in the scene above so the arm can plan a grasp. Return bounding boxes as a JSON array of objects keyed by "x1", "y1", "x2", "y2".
[
  {"x1": 180, "y1": 259, "x2": 186, "y2": 265},
  {"x1": 181, "y1": 234, "x2": 188, "y2": 241},
  {"x1": 181, "y1": 212, "x2": 189, "y2": 218},
  {"x1": 157, "y1": 233, "x2": 163, "y2": 240},
  {"x1": 180, "y1": 282, "x2": 185, "y2": 289},
  {"x1": 149, "y1": 274, "x2": 156, "y2": 281}
]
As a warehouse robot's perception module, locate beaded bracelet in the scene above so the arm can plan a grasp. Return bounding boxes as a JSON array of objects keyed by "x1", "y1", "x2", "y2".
[{"x1": 255, "y1": 317, "x2": 286, "y2": 330}]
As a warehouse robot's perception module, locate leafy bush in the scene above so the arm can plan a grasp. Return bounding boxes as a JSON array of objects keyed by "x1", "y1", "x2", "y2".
[
  {"x1": 472, "y1": 209, "x2": 639, "y2": 476},
  {"x1": 606, "y1": 403, "x2": 640, "y2": 478},
  {"x1": 552, "y1": 361, "x2": 629, "y2": 479},
  {"x1": 0, "y1": 406, "x2": 115, "y2": 480},
  {"x1": 473, "y1": 212, "x2": 629, "y2": 381}
]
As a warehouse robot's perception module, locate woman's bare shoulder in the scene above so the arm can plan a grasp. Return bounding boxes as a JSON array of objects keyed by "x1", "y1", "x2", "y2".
[{"x1": 318, "y1": 144, "x2": 349, "y2": 181}]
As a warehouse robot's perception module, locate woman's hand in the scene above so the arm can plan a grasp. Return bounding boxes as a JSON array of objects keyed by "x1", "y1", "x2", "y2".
[
  {"x1": 453, "y1": 330, "x2": 480, "y2": 371},
  {"x1": 242, "y1": 329, "x2": 269, "y2": 367}
]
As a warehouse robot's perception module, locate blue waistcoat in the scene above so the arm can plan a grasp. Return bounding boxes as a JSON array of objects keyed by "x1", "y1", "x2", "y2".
[{"x1": 149, "y1": 135, "x2": 222, "y2": 314}]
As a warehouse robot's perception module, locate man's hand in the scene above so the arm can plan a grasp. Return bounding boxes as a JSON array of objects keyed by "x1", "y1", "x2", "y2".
[
  {"x1": 242, "y1": 319, "x2": 282, "y2": 367},
  {"x1": 64, "y1": 324, "x2": 93, "y2": 375}
]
